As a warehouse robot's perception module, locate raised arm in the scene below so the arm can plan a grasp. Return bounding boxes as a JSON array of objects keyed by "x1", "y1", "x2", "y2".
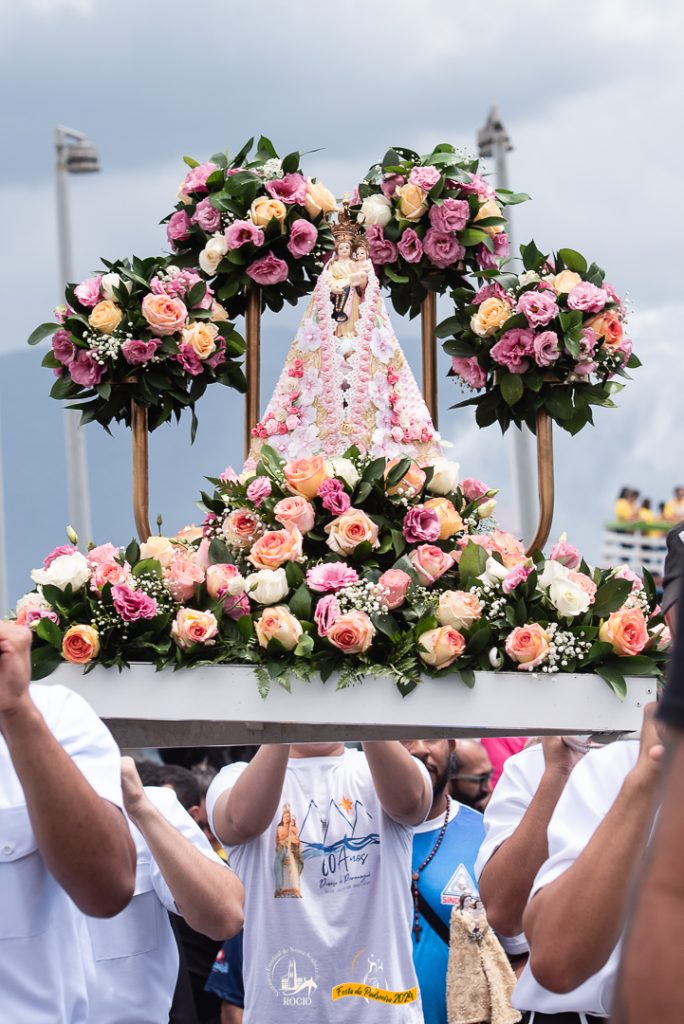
[
  {"x1": 362, "y1": 740, "x2": 431, "y2": 826},
  {"x1": 210, "y1": 743, "x2": 291, "y2": 846},
  {"x1": 0, "y1": 622, "x2": 136, "y2": 917}
]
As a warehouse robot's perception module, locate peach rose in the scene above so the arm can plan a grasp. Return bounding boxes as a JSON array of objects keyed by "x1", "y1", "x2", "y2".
[
  {"x1": 424, "y1": 498, "x2": 464, "y2": 540},
  {"x1": 141, "y1": 293, "x2": 188, "y2": 336},
  {"x1": 255, "y1": 605, "x2": 303, "y2": 651},
  {"x1": 384, "y1": 459, "x2": 427, "y2": 498},
  {"x1": 567, "y1": 570, "x2": 597, "y2": 603},
  {"x1": 599, "y1": 607, "x2": 649, "y2": 657},
  {"x1": 88, "y1": 300, "x2": 122, "y2": 334},
  {"x1": 62, "y1": 624, "x2": 100, "y2": 664},
  {"x1": 325, "y1": 509, "x2": 379, "y2": 556},
  {"x1": 470, "y1": 297, "x2": 512, "y2": 337},
  {"x1": 377, "y1": 569, "x2": 412, "y2": 610},
  {"x1": 174, "y1": 524, "x2": 204, "y2": 543},
  {"x1": 552, "y1": 270, "x2": 582, "y2": 294},
  {"x1": 473, "y1": 199, "x2": 505, "y2": 237},
  {"x1": 206, "y1": 563, "x2": 245, "y2": 602},
  {"x1": 139, "y1": 535, "x2": 176, "y2": 568},
  {"x1": 487, "y1": 529, "x2": 528, "y2": 569},
  {"x1": 395, "y1": 183, "x2": 429, "y2": 221},
  {"x1": 249, "y1": 196, "x2": 287, "y2": 229},
  {"x1": 327, "y1": 610, "x2": 375, "y2": 654},
  {"x1": 181, "y1": 321, "x2": 219, "y2": 360},
  {"x1": 210, "y1": 301, "x2": 230, "y2": 323},
  {"x1": 222, "y1": 509, "x2": 263, "y2": 550},
  {"x1": 408, "y1": 545, "x2": 453, "y2": 586},
  {"x1": 505, "y1": 623, "x2": 552, "y2": 670},
  {"x1": 303, "y1": 180, "x2": 337, "y2": 219},
  {"x1": 274, "y1": 496, "x2": 316, "y2": 534},
  {"x1": 418, "y1": 626, "x2": 466, "y2": 669},
  {"x1": 90, "y1": 559, "x2": 132, "y2": 594},
  {"x1": 248, "y1": 527, "x2": 303, "y2": 570},
  {"x1": 438, "y1": 590, "x2": 483, "y2": 630},
  {"x1": 284, "y1": 456, "x2": 331, "y2": 499},
  {"x1": 586, "y1": 310, "x2": 623, "y2": 350},
  {"x1": 163, "y1": 550, "x2": 205, "y2": 602},
  {"x1": 171, "y1": 608, "x2": 219, "y2": 650}
]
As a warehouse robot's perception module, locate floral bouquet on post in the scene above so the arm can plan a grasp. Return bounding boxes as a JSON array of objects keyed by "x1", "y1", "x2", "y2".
[
  {"x1": 440, "y1": 242, "x2": 638, "y2": 434},
  {"x1": 30, "y1": 256, "x2": 246, "y2": 438},
  {"x1": 352, "y1": 144, "x2": 528, "y2": 317},
  {"x1": 163, "y1": 136, "x2": 336, "y2": 317}
]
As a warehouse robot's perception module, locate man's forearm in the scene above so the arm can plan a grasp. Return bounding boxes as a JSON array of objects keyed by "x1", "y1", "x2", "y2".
[
  {"x1": 363, "y1": 741, "x2": 431, "y2": 825},
  {"x1": 213, "y1": 744, "x2": 291, "y2": 845},
  {"x1": 1, "y1": 696, "x2": 136, "y2": 917}
]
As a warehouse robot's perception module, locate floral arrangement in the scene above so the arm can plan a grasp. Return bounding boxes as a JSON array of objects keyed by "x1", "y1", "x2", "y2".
[
  {"x1": 352, "y1": 144, "x2": 528, "y2": 318},
  {"x1": 29, "y1": 256, "x2": 246, "y2": 437},
  {"x1": 163, "y1": 136, "x2": 336, "y2": 317},
  {"x1": 440, "y1": 242, "x2": 639, "y2": 434},
  {"x1": 16, "y1": 451, "x2": 667, "y2": 698}
]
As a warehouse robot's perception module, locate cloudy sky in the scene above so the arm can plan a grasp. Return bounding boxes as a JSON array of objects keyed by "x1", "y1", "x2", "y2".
[{"x1": 1, "y1": 0, "x2": 683, "y2": 609}]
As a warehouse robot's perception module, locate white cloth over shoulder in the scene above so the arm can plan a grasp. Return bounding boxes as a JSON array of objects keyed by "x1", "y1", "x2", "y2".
[
  {"x1": 85, "y1": 785, "x2": 227, "y2": 1024},
  {"x1": 0, "y1": 683, "x2": 124, "y2": 1024}
]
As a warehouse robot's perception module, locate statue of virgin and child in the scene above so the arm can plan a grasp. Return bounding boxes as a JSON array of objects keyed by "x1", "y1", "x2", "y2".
[{"x1": 248, "y1": 206, "x2": 442, "y2": 465}]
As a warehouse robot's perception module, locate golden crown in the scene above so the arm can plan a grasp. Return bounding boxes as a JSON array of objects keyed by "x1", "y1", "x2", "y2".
[{"x1": 332, "y1": 198, "x2": 365, "y2": 246}]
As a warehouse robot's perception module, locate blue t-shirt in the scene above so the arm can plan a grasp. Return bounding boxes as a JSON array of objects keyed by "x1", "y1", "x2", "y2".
[{"x1": 411, "y1": 801, "x2": 484, "y2": 1024}]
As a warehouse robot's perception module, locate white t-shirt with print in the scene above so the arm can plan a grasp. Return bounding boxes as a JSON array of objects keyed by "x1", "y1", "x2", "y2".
[
  {"x1": 0, "y1": 683, "x2": 124, "y2": 1024},
  {"x1": 207, "y1": 749, "x2": 428, "y2": 1023},
  {"x1": 86, "y1": 785, "x2": 227, "y2": 1024}
]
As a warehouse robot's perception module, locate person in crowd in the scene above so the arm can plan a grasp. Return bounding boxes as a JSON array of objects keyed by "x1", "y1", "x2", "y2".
[
  {"x1": 207, "y1": 741, "x2": 432, "y2": 1023},
  {"x1": 614, "y1": 487, "x2": 638, "y2": 524},
  {"x1": 450, "y1": 739, "x2": 494, "y2": 812},
  {"x1": 402, "y1": 739, "x2": 484, "y2": 1024},
  {"x1": 664, "y1": 486, "x2": 684, "y2": 523},
  {"x1": 0, "y1": 621, "x2": 137, "y2": 1023},
  {"x1": 481, "y1": 737, "x2": 528, "y2": 787},
  {"x1": 205, "y1": 931, "x2": 245, "y2": 1024},
  {"x1": 84, "y1": 756, "x2": 244, "y2": 1024},
  {"x1": 662, "y1": 520, "x2": 684, "y2": 636},
  {"x1": 638, "y1": 497, "x2": 654, "y2": 525},
  {"x1": 520, "y1": 706, "x2": 662, "y2": 1021}
]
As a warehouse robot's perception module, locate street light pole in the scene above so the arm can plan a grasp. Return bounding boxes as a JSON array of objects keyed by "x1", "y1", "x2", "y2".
[
  {"x1": 55, "y1": 125, "x2": 99, "y2": 549},
  {"x1": 477, "y1": 106, "x2": 536, "y2": 545}
]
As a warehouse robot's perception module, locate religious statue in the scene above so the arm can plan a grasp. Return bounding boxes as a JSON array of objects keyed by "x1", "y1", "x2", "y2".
[
  {"x1": 273, "y1": 804, "x2": 304, "y2": 898},
  {"x1": 248, "y1": 205, "x2": 442, "y2": 465}
]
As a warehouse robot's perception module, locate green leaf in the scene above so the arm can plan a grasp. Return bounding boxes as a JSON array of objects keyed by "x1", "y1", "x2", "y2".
[
  {"x1": 294, "y1": 633, "x2": 314, "y2": 657},
  {"x1": 464, "y1": 625, "x2": 492, "y2": 657},
  {"x1": 385, "y1": 457, "x2": 412, "y2": 489},
  {"x1": 385, "y1": 267, "x2": 410, "y2": 284},
  {"x1": 27, "y1": 322, "x2": 59, "y2": 346},
  {"x1": 619, "y1": 654, "x2": 659, "y2": 676},
  {"x1": 500, "y1": 373, "x2": 524, "y2": 406},
  {"x1": 460, "y1": 228, "x2": 492, "y2": 248},
  {"x1": 363, "y1": 457, "x2": 387, "y2": 483},
  {"x1": 593, "y1": 578, "x2": 632, "y2": 618},
  {"x1": 290, "y1": 583, "x2": 312, "y2": 620},
  {"x1": 435, "y1": 315, "x2": 463, "y2": 339},
  {"x1": 281, "y1": 151, "x2": 300, "y2": 175},
  {"x1": 209, "y1": 538, "x2": 232, "y2": 565},
  {"x1": 186, "y1": 281, "x2": 207, "y2": 307},
  {"x1": 125, "y1": 539, "x2": 140, "y2": 565},
  {"x1": 36, "y1": 617, "x2": 62, "y2": 650},
  {"x1": 596, "y1": 664, "x2": 627, "y2": 700},
  {"x1": 237, "y1": 615, "x2": 254, "y2": 641},
  {"x1": 458, "y1": 542, "x2": 487, "y2": 589},
  {"x1": 544, "y1": 390, "x2": 574, "y2": 420},
  {"x1": 392, "y1": 554, "x2": 419, "y2": 583},
  {"x1": 285, "y1": 561, "x2": 305, "y2": 588},
  {"x1": 557, "y1": 248, "x2": 588, "y2": 274},
  {"x1": 372, "y1": 612, "x2": 401, "y2": 639},
  {"x1": 183, "y1": 155, "x2": 200, "y2": 169},
  {"x1": 459, "y1": 667, "x2": 476, "y2": 688},
  {"x1": 132, "y1": 558, "x2": 162, "y2": 580},
  {"x1": 31, "y1": 645, "x2": 63, "y2": 681},
  {"x1": 521, "y1": 240, "x2": 543, "y2": 271}
]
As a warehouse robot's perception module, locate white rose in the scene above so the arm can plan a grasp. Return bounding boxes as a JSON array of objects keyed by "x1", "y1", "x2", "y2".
[
  {"x1": 427, "y1": 458, "x2": 460, "y2": 495},
  {"x1": 547, "y1": 578, "x2": 591, "y2": 618},
  {"x1": 101, "y1": 273, "x2": 132, "y2": 302},
  {"x1": 470, "y1": 314, "x2": 491, "y2": 338},
  {"x1": 517, "y1": 271, "x2": 540, "y2": 287},
  {"x1": 329, "y1": 458, "x2": 359, "y2": 490},
  {"x1": 537, "y1": 559, "x2": 570, "y2": 590},
  {"x1": 177, "y1": 182, "x2": 192, "y2": 205},
  {"x1": 359, "y1": 194, "x2": 392, "y2": 227},
  {"x1": 31, "y1": 552, "x2": 90, "y2": 592},
  {"x1": 245, "y1": 568, "x2": 289, "y2": 605},
  {"x1": 199, "y1": 233, "x2": 228, "y2": 276},
  {"x1": 478, "y1": 556, "x2": 508, "y2": 587}
]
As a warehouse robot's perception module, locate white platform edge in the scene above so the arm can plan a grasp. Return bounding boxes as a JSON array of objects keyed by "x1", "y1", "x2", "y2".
[{"x1": 46, "y1": 664, "x2": 656, "y2": 747}]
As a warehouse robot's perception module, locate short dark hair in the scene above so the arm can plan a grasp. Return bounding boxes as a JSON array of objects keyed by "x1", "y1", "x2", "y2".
[
  {"x1": 135, "y1": 760, "x2": 162, "y2": 787},
  {"x1": 157, "y1": 764, "x2": 201, "y2": 811}
]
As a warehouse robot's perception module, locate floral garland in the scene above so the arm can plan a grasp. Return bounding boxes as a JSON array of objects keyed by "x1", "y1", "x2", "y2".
[
  {"x1": 440, "y1": 243, "x2": 638, "y2": 434},
  {"x1": 163, "y1": 136, "x2": 336, "y2": 317},
  {"x1": 15, "y1": 449, "x2": 667, "y2": 697},
  {"x1": 30, "y1": 256, "x2": 246, "y2": 436},
  {"x1": 351, "y1": 144, "x2": 528, "y2": 318}
]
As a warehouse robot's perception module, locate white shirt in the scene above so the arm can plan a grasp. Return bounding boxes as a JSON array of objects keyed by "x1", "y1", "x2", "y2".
[
  {"x1": 514, "y1": 740, "x2": 640, "y2": 1017},
  {"x1": 0, "y1": 684, "x2": 124, "y2": 1024},
  {"x1": 207, "y1": 749, "x2": 429, "y2": 1023},
  {"x1": 85, "y1": 785, "x2": 227, "y2": 1024},
  {"x1": 474, "y1": 743, "x2": 546, "y2": 955}
]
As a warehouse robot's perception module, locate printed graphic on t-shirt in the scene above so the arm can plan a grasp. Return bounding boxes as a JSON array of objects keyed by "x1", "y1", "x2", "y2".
[
  {"x1": 274, "y1": 803, "x2": 304, "y2": 898},
  {"x1": 331, "y1": 948, "x2": 417, "y2": 1005},
  {"x1": 440, "y1": 862, "x2": 478, "y2": 905},
  {"x1": 267, "y1": 947, "x2": 319, "y2": 1008}
]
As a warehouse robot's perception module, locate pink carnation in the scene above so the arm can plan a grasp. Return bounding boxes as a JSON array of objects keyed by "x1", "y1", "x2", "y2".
[
  {"x1": 246, "y1": 476, "x2": 272, "y2": 507},
  {"x1": 502, "y1": 564, "x2": 532, "y2": 594},
  {"x1": 111, "y1": 584, "x2": 158, "y2": 622},
  {"x1": 122, "y1": 339, "x2": 160, "y2": 365},
  {"x1": 318, "y1": 478, "x2": 351, "y2": 516},
  {"x1": 477, "y1": 233, "x2": 509, "y2": 269},
  {"x1": 567, "y1": 282, "x2": 607, "y2": 314},
  {"x1": 409, "y1": 165, "x2": 441, "y2": 191},
  {"x1": 287, "y1": 219, "x2": 318, "y2": 259},
  {"x1": 166, "y1": 210, "x2": 192, "y2": 248},
  {"x1": 366, "y1": 224, "x2": 398, "y2": 265},
  {"x1": 265, "y1": 173, "x2": 308, "y2": 205},
  {"x1": 397, "y1": 228, "x2": 423, "y2": 264},
  {"x1": 69, "y1": 350, "x2": 106, "y2": 387},
  {"x1": 380, "y1": 174, "x2": 405, "y2": 199},
  {"x1": 314, "y1": 594, "x2": 341, "y2": 637},
  {"x1": 616, "y1": 337, "x2": 633, "y2": 364},
  {"x1": 472, "y1": 282, "x2": 509, "y2": 306},
  {"x1": 613, "y1": 566, "x2": 644, "y2": 592},
  {"x1": 461, "y1": 479, "x2": 490, "y2": 504},
  {"x1": 52, "y1": 329, "x2": 75, "y2": 365},
  {"x1": 549, "y1": 538, "x2": 581, "y2": 569},
  {"x1": 191, "y1": 197, "x2": 221, "y2": 233},
  {"x1": 43, "y1": 544, "x2": 77, "y2": 569},
  {"x1": 225, "y1": 219, "x2": 265, "y2": 250},
  {"x1": 429, "y1": 198, "x2": 469, "y2": 233},
  {"x1": 306, "y1": 563, "x2": 359, "y2": 593},
  {"x1": 246, "y1": 252, "x2": 289, "y2": 286},
  {"x1": 88, "y1": 543, "x2": 122, "y2": 566},
  {"x1": 533, "y1": 330, "x2": 561, "y2": 367},
  {"x1": 451, "y1": 357, "x2": 486, "y2": 389},
  {"x1": 490, "y1": 329, "x2": 535, "y2": 373},
  {"x1": 176, "y1": 343, "x2": 204, "y2": 376},
  {"x1": 458, "y1": 173, "x2": 496, "y2": 199},
  {"x1": 182, "y1": 162, "x2": 217, "y2": 195},
  {"x1": 74, "y1": 277, "x2": 102, "y2": 309},
  {"x1": 423, "y1": 228, "x2": 465, "y2": 269},
  {"x1": 90, "y1": 559, "x2": 132, "y2": 594},
  {"x1": 517, "y1": 290, "x2": 559, "y2": 328},
  {"x1": 403, "y1": 505, "x2": 441, "y2": 544}
]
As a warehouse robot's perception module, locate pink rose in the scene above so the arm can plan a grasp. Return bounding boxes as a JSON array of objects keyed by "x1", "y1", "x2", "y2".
[
  {"x1": 506, "y1": 623, "x2": 552, "y2": 670},
  {"x1": 43, "y1": 543, "x2": 76, "y2": 569},
  {"x1": 599, "y1": 607, "x2": 648, "y2": 657},
  {"x1": 111, "y1": 584, "x2": 158, "y2": 622},
  {"x1": 317, "y1": 478, "x2": 351, "y2": 516},
  {"x1": 163, "y1": 550, "x2": 205, "y2": 602},
  {"x1": 490, "y1": 328, "x2": 535, "y2": 373},
  {"x1": 567, "y1": 282, "x2": 607, "y2": 314},
  {"x1": 52, "y1": 329, "x2": 75, "y2": 365},
  {"x1": 90, "y1": 560, "x2": 132, "y2": 594},
  {"x1": 166, "y1": 210, "x2": 192, "y2": 247},
  {"x1": 224, "y1": 219, "x2": 265, "y2": 250},
  {"x1": 517, "y1": 291, "x2": 559, "y2": 328},
  {"x1": 206, "y1": 562, "x2": 241, "y2": 598},
  {"x1": 549, "y1": 538, "x2": 581, "y2": 569},
  {"x1": 451, "y1": 356, "x2": 486, "y2": 389},
  {"x1": 502, "y1": 564, "x2": 532, "y2": 594},
  {"x1": 274, "y1": 496, "x2": 316, "y2": 534},
  {"x1": 246, "y1": 252, "x2": 289, "y2": 286},
  {"x1": 314, "y1": 594, "x2": 341, "y2": 637},
  {"x1": 306, "y1": 562, "x2": 359, "y2": 593},
  {"x1": 87, "y1": 543, "x2": 121, "y2": 566},
  {"x1": 409, "y1": 165, "x2": 441, "y2": 191},
  {"x1": 423, "y1": 228, "x2": 465, "y2": 269},
  {"x1": 171, "y1": 607, "x2": 219, "y2": 649},
  {"x1": 182, "y1": 162, "x2": 217, "y2": 195},
  {"x1": 287, "y1": 219, "x2": 318, "y2": 258},
  {"x1": 418, "y1": 626, "x2": 466, "y2": 670},
  {"x1": 191, "y1": 197, "x2": 221, "y2": 233},
  {"x1": 613, "y1": 565, "x2": 644, "y2": 592},
  {"x1": 473, "y1": 282, "x2": 509, "y2": 305},
  {"x1": 533, "y1": 330, "x2": 560, "y2": 367},
  {"x1": 377, "y1": 569, "x2": 412, "y2": 610},
  {"x1": 380, "y1": 173, "x2": 405, "y2": 199},
  {"x1": 122, "y1": 339, "x2": 160, "y2": 365},
  {"x1": 246, "y1": 476, "x2": 272, "y2": 507},
  {"x1": 74, "y1": 277, "x2": 102, "y2": 309},
  {"x1": 397, "y1": 228, "x2": 423, "y2": 264},
  {"x1": 366, "y1": 224, "x2": 398, "y2": 265},
  {"x1": 461, "y1": 478, "x2": 490, "y2": 504},
  {"x1": 248, "y1": 528, "x2": 303, "y2": 571},
  {"x1": 408, "y1": 545, "x2": 453, "y2": 586},
  {"x1": 176, "y1": 343, "x2": 204, "y2": 376},
  {"x1": 403, "y1": 505, "x2": 441, "y2": 544},
  {"x1": 429, "y1": 198, "x2": 470, "y2": 233},
  {"x1": 265, "y1": 173, "x2": 308, "y2": 205},
  {"x1": 327, "y1": 610, "x2": 375, "y2": 654},
  {"x1": 141, "y1": 294, "x2": 188, "y2": 336},
  {"x1": 69, "y1": 350, "x2": 106, "y2": 387}
]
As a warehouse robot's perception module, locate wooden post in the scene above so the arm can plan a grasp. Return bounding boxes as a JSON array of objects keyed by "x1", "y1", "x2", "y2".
[
  {"x1": 526, "y1": 410, "x2": 555, "y2": 555},
  {"x1": 131, "y1": 400, "x2": 151, "y2": 543},
  {"x1": 420, "y1": 291, "x2": 439, "y2": 429},
  {"x1": 244, "y1": 284, "x2": 261, "y2": 458}
]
